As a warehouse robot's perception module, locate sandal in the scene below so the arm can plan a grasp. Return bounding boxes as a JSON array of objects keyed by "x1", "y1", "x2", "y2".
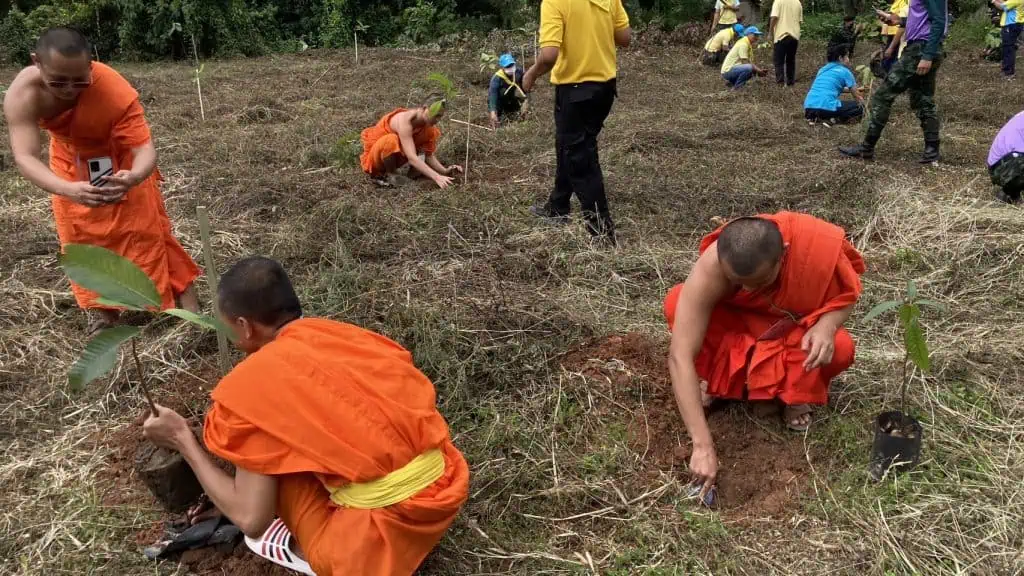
[
  {"x1": 783, "y1": 404, "x2": 813, "y2": 432},
  {"x1": 244, "y1": 518, "x2": 316, "y2": 575}
]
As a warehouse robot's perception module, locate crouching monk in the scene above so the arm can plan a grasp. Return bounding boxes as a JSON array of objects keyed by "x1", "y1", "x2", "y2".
[
  {"x1": 143, "y1": 257, "x2": 470, "y2": 576},
  {"x1": 3, "y1": 28, "x2": 200, "y2": 332},
  {"x1": 360, "y1": 97, "x2": 463, "y2": 190},
  {"x1": 663, "y1": 213, "x2": 864, "y2": 488}
]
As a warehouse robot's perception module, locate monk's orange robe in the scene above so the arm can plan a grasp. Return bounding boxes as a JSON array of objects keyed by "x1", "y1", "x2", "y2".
[
  {"x1": 204, "y1": 318, "x2": 470, "y2": 576},
  {"x1": 40, "y1": 62, "x2": 199, "y2": 310},
  {"x1": 664, "y1": 212, "x2": 866, "y2": 405},
  {"x1": 360, "y1": 108, "x2": 441, "y2": 176}
]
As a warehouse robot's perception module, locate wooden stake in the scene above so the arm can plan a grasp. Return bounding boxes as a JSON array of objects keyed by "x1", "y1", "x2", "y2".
[
  {"x1": 192, "y1": 35, "x2": 205, "y2": 122},
  {"x1": 197, "y1": 206, "x2": 231, "y2": 378},
  {"x1": 464, "y1": 96, "x2": 471, "y2": 186},
  {"x1": 354, "y1": 32, "x2": 359, "y2": 66}
]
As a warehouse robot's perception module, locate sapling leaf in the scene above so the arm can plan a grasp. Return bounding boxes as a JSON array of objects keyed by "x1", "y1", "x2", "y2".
[
  {"x1": 906, "y1": 279, "x2": 918, "y2": 301},
  {"x1": 163, "y1": 308, "x2": 236, "y2": 342},
  {"x1": 916, "y1": 299, "x2": 946, "y2": 312},
  {"x1": 61, "y1": 244, "x2": 162, "y2": 310},
  {"x1": 94, "y1": 297, "x2": 145, "y2": 311},
  {"x1": 862, "y1": 300, "x2": 901, "y2": 323},
  {"x1": 69, "y1": 325, "x2": 141, "y2": 391},
  {"x1": 898, "y1": 302, "x2": 920, "y2": 330},
  {"x1": 904, "y1": 316, "x2": 930, "y2": 373}
]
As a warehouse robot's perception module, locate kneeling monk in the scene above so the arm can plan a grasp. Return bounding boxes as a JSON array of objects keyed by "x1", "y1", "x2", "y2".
[
  {"x1": 143, "y1": 257, "x2": 470, "y2": 576},
  {"x1": 663, "y1": 212, "x2": 864, "y2": 487},
  {"x1": 360, "y1": 97, "x2": 463, "y2": 190},
  {"x1": 3, "y1": 28, "x2": 200, "y2": 331}
]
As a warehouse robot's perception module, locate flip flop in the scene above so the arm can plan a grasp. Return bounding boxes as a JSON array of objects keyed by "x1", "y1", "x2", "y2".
[
  {"x1": 142, "y1": 517, "x2": 241, "y2": 560},
  {"x1": 783, "y1": 404, "x2": 813, "y2": 432},
  {"x1": 244, "y1": 518, "x2": 316, "y2": 576}
]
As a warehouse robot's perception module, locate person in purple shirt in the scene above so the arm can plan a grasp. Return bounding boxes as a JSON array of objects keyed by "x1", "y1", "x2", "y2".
[
  {"x1": 839, "y1": 0, "x2": 948, "y2": 164},
  {"x1": 989, "y1": 112, "x2": 1024, "y2": 203}
]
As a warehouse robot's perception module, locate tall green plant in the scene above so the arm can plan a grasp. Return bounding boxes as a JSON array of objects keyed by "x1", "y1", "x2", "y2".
[
  {"x1": 862, "y1": 280, "x2": 945, "y2": 412},
  {"x1": 61, "y1": 244, "x2": 230, "y2": 410}
]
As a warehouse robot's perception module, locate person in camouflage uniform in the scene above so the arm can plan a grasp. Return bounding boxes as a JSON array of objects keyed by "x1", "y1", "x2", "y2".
[
  {"x1": 989, "y1": 112, "x2": 1024, "y2": 203},
  {"x1": 839, "y1": 0, "x2": 948, "y2": 164}
]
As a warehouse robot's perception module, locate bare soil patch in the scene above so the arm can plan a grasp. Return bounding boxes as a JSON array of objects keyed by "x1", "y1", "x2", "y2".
[{"x1": 564, "y1": 332, "x2": 814, "y2": 518}]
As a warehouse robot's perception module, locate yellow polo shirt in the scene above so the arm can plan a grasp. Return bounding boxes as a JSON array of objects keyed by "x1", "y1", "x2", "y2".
[
  {"x1": 770, "y1": 0, "x2": 803, "y2": 41},
  {"x1": 882, "y1": 0, "x2": 909, "y2": 35},
  {"x1": 721, "y1": 35, "x2": 752, "y2": 74},
  {"x1": 716, "y1": 0, "x2": 740, "y2": 25},
  {"x1": 705, "y1": 27, "x2": 736, "y2": 52},
  {"x1": 540, "y1": 0, "x2": 630, "y2": 85}
]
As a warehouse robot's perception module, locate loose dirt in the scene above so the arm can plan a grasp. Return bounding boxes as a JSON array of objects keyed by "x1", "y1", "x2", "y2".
[{"x1": 564, "y1": 332, "x2": 814, "y2": 518}]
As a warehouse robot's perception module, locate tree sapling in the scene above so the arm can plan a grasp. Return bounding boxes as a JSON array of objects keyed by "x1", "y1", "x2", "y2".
[{"x1": 862, "y1": 279, "x2": 945, "y2": 480}]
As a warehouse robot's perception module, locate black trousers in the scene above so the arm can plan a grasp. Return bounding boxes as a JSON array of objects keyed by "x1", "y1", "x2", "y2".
[
  {"x1": 1002, "y1": 24, "x2": 1022, "y2": 77},
  {"x1": 550, "y1": 79, "x2": 617, "y2": 237},
  {"x1": 773, "y1": 36, "x2": 799, "y2": 85}
]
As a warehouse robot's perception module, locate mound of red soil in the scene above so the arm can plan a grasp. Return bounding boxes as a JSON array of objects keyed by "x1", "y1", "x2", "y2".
[
  {"x1": 181, "y1": 543, "x2": 295, "y2": 576},
  {"x1": 564, "y1": 333, "x2": 815, "y2": 519}
]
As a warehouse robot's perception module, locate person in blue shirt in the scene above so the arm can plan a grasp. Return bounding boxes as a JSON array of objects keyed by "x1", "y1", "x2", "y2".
[
  {"x1": 804, "y1": 44, "x2": 865, "y2": 125},
  {"x1": 488, "y1": 53, "x2": 528, "y2": 129}
]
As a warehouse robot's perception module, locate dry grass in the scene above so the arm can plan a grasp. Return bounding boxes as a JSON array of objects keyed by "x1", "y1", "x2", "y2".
[{"x1": 2, "y1": 38, "x2": 1023, "y2": 575}]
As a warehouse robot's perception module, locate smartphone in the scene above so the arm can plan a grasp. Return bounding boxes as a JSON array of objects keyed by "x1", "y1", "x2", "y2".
[{"x1": 87, "y1": 157, "x2": 114, "y2": 187}]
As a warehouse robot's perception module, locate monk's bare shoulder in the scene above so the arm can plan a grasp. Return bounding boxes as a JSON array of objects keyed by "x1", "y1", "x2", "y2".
[
  {"x1": 686, "y1": 242, "x2": 731, "y2": 307},
  {"x1": 388, "y1": 110, "x2": 415, "y2": 135},
  {"x1": 3, "y1": 67, "x2": 43, "y2": 122}
]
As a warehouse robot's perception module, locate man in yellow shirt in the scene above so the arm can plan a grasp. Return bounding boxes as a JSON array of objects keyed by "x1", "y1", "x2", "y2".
[
  {"x1": 712, "y1": 0, "x2": 742, "y2": 33},
  {"x1": 878, "y1": 0, "x2": 909, "y2": 73},
  {"x1": 721, "y1": 26, "x2": 766, "y2": 89},
  {"x1": 523, "y1": 0, "x2": 631, "y2": 246},
  {"x1": 770, "y1": 0, "x2": 803, "y2": 86},
  {"x1": 993, "y1": 0, "x2": 1024, "y2": 78},
  {"x1": 703, "y1": 23, "x2": 745, "y2": 66}
]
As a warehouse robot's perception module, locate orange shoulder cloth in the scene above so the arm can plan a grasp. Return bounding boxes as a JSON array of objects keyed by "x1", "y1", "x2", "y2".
[
  {"x1": 203, "y1": 318, "x2": 452, "y2": 484},
  {"x1": 40, "y1": 62, "x2": 139, "y2": 141},
  {"x1": 700, "y1": 211, "x2": 866, "y2": 325}
]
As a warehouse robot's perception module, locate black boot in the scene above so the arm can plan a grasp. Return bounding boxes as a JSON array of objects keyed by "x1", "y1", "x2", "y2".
[
  {"x1": 838, "y1": 141, "x2": 875, "y2": 160},
  {"x1": 919, "y1": 141, "x2": 941, "y2": 164}
]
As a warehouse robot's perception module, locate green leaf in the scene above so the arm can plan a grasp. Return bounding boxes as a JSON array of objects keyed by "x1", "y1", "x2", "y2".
[
  {"x1": 904, "y1": 317, "x2": 931, "y2": 373},
  {"x1": 862, "y1": 300, "x2": 901, "y2": 323},
  {"x1": 94, "y1": 297, "x2": 145, "y2": 311},
  {"x1": 898, "y1": 302, "x2": 920, "y2": 330},
  {"x1": 906, "y1": 279, "x2": 918, "y2": 301},
  {"x1": 68, "y1": 326, "x2": 141, "y2": 391},
  {"x1": 163, "y1": 308, "x2": 236, "y2": 341},
  {"x1": 61, "y1": 244, "x2": 161, "y2": 310},
  {"x1": 916, "y1": 299, "x2": 947, "y2": 312},
  {"x1": 427, "y1": 99, "x2": 445, "y2": 119}
]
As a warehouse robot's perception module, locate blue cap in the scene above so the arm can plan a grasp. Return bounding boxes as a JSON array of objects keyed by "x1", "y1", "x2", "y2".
[
  {"x1": 498, "y1": 53, "x2": 516, "y2": 68},
  {"x1": 744, "y1": 26, "x2": 764, "y2": 36},
  {"x1": 732, "y1": 23, "x2": 745, "y2": 35}
]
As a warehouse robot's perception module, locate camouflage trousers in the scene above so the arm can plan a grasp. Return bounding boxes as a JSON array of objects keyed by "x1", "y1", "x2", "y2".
[
  {"x1": 990, "y1": 152, "x2": 1024, "y2": 201},
  {"x1": 865, "y1": 41, "x2": 943, "y2": 145}
]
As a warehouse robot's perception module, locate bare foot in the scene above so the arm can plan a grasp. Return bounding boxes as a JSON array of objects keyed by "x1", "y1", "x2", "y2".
[
  {"x1": 177, "y1": 284, "x2": 200, "y2": 313},
  {"x1": 783, "y1": 404, "x2": 813, "y2": 431},
  {"x1": 87, "y1": 309, "x2": 121, "y2": 336}
]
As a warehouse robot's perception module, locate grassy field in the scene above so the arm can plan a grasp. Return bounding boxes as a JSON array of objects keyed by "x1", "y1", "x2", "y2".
[{"x1": 2, "y1": 35, "x2": 1023, "y2": 575}]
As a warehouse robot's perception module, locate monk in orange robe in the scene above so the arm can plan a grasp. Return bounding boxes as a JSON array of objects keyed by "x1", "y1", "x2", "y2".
[
  {"x1": 664, "y1": 212, "x2": 864, "y2": 491},
  {"x1": 143, "y1": 256, "x2": 470, "y2": 576},
  {"x1": 4, "y1": 28, "x2": 200, "y2": 331},
  {"x1": 360, "y1": 98, "x2": 463, "y2": 189}
]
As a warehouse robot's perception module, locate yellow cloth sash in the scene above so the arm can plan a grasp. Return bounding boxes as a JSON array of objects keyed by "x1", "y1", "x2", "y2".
[
  {"x1": 325, "y1": 449, "x2": 445, "y2": 509},
  {"x1": 495, "y1": 69, "x2": 527, "y2": 99}
]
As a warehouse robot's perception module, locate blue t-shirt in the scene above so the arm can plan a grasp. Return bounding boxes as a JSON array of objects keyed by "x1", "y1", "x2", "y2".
[{"x1": 803, "y1": 63, "x2": 856, "y2": 111}]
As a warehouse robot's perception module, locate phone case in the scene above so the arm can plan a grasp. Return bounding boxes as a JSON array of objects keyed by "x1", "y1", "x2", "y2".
[{"x1": 87, "y1": 157, "x2": 114, "y2": 187}]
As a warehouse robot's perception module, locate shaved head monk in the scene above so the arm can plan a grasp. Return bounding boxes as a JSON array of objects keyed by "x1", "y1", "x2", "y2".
[
  {"x1": 360, "y1": 95, "x2": 463, "y2": 189},
  {"x1": 664, "y1": 212, "x2": 865, "y2": 490},
  {"x1": 3, "y1": 28, "x2": 200, "y2": 332},
  {"x1": 142, "y1": 256, "x2": 470, "y2": 575}
]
